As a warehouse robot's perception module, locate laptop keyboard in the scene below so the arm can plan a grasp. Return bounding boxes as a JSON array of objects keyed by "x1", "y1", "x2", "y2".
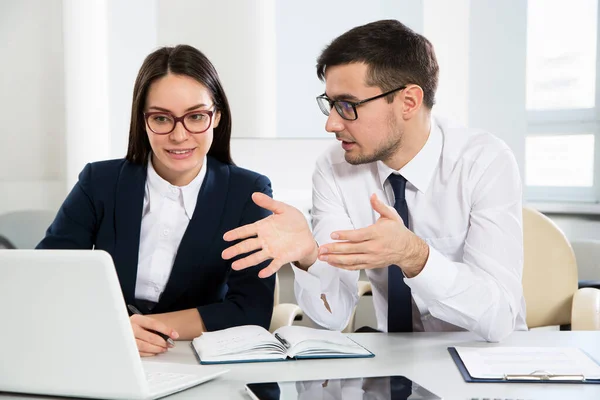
[{"x1": 146, "y1": 371, "x2": 201, "y2": 391}]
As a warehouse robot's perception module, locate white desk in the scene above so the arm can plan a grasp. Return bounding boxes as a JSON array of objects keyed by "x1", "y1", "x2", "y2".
[
  {"x1": 2, "y1": 331, "x2": 600, "y2": 399},
  {"x1": 143, "y1": 331, "x2": 600, "y2": 400}
]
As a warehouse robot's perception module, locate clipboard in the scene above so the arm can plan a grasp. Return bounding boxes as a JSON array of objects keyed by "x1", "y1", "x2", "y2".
[{"x1": 448, "y1": 347, "x2": 600, "y2": 384}]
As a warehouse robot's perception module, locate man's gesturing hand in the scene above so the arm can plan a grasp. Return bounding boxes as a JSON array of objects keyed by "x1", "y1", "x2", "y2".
[{"x1": 222, "y1": 193, "x2": 318, "y2": 278}]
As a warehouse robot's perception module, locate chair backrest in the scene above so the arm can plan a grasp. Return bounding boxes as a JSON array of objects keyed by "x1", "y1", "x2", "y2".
[
  {"x1": 0, "y1": 210, "x2": 56, "y2": 249},
  {"x1": 522, "y1": 207, "x2": 578, "y2": 328},
  {"x1": 0, "y1": 235, "x2": 16, "y2": 249}
]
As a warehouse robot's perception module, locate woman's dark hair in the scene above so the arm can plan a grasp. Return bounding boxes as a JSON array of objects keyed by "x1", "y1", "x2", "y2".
[
  {"x1": 317, "y1": 19, "x2": 439, "y2": 109},
  {"x1": 126, "y1": 45, "x2": 233, "y2": 165}
]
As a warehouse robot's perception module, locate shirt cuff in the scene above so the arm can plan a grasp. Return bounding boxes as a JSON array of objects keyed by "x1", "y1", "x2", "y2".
[
  {"x1": 291, "y1": 262, "x2": 339, "y2": 294},
  {"x1": 405, "y1": 245, "x2": 458, "y2": 303}
]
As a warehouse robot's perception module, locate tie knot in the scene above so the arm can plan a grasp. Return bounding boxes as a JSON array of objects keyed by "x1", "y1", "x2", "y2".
[{"x1": 387, "y1": 173, "x2": 407, "y2": 201}]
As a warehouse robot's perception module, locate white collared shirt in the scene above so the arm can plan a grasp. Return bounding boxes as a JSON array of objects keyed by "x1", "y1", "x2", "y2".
[
  {"x1": 293, "y1": 116, "x2": 527, "y2": 341},
  {"x1": 134, "y1": 157, "x2": 207, "y2": 303}
]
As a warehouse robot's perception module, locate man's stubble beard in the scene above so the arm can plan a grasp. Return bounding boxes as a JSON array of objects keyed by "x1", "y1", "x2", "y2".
[{"x1": 344, "y1": 115, "x2": 403, "y2": 166}]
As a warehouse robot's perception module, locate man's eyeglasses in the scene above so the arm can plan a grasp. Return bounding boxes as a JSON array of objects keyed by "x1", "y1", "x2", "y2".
[
  {"x1": 316, "y1": 86, "x2": 406, "y2": 121},
  {"x1": 144, "y1": 109, "x2": 215, "y2": 135}
]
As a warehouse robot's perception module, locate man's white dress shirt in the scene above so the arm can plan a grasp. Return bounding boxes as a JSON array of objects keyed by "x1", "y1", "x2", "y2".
[
  {"x1": 293, "y1": 116, "x2": 527, "y2": 342},
  {"x1": 134, "y1": 157, "x2": 206, "y2": 303}
]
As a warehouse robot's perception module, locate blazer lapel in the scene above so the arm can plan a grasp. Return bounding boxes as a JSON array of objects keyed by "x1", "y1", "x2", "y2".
[
  {"x1": 156, "y1": 157, "x2": 229, "y2": 311},
  {"x1": 113, "y1": 161, "x2": 146, "y2": 305}
]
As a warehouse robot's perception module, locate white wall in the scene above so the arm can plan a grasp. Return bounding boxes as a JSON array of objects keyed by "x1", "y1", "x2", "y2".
[
  {"x1": 551, "y1": 215, "x2": 600, "y2": 241},
  {"x1": 424, "y1": 0, "x2": 470, "y2": 126},
  {"x1": 1, "y1": 0, "x2": 600, "y2": 246},
  {"x1": 423, "y1": 0, "x2": 527, "y2": 176},
  {"x1": 107, "y1": 0, "x2": 158, "y2": 159},
  {"x1": 275, "y1": 0, "x2": 424, "y2": 139},
  {"x1": 156, "y1": 0, "x2": 277, "y2": 139},
  {"x1": 0, "y1": 0, "x2": 66, "y2": 213},
  {"x1": 468, "y1": 0, "x2": 527, "y2": 178},
  {"x1": 0, "y1": 0, "x2": 158, "y2": 213},
  {"x1": 230, "y1": 138, "x2": 334, "y2": 213},
  {"x1": 155, "y1": 0, "x2": 424, "y2": 140},
  {"x1": 63, "y1": 0, "x2": 158, "y2": 189}
]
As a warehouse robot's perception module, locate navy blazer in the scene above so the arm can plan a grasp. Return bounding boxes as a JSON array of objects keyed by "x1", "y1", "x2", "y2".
[{"x1": 37, "y1": 156, "x2": 275, "y2": 331}]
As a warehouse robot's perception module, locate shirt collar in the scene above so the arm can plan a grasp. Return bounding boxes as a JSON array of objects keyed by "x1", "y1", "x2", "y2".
[
  {"x1": 146, "y1": 156, "x2": 207, "y2": 219},
  {"x1": 377, "y1": 116, "x2": 442, "y2": 193}
]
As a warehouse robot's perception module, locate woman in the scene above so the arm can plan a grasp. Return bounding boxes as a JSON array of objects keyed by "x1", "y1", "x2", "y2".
[{"x1": 37, "y1": 45, "x2": 275, "y2": 357}]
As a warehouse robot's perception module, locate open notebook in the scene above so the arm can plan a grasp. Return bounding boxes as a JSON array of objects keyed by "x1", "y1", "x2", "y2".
[
  {"x1": 449, "y1": 346, "x2": 600, "y2": 384},
  {"x1": 191, "y1": 325, "x2": 374, "y2": 364}
]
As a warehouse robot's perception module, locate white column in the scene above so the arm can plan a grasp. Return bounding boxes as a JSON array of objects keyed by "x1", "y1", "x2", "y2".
[
  {"x1": 156, "y1": 0, "x2": 277, "y2": 138},
  {"x1": 106, "y1": 0, "x2": 158, "y2": 159},
  {"x1": 62, "y1": 0, "x2": 158, "y2": 191},
  {"x1": 62, "y1": 0, "x2": 111, "y2": 190}
]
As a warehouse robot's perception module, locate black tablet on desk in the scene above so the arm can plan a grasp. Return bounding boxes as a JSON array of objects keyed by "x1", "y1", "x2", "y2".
[{"x1": 245, "y1": 375, "x2": 442, "y2": 399}]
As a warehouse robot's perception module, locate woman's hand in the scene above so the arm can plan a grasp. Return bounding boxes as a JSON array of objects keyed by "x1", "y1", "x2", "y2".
[{"x1": 129, "y1": 314, "x2": 179, "y2": 357}]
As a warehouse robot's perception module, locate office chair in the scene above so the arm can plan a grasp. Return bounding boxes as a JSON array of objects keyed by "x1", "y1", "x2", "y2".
[
  {"x1": 0, "y1": 235, "x2": 16, "y2": 249},
  {"x1": 0, "y1": 210, "x2": 56, "y2": 249},
  {"x1": 269, "y1": 272, "x2": 304, "y2": 332},
  {"x1": 343, "y1": 280, "x2": 374, "y2": 333},
  {"x1": 522, "y1": 207, "x2": 600, "y2": 330}
]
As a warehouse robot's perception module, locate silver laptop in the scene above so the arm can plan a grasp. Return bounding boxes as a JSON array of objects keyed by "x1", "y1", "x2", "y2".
[{"x1": 0, "y1": 250, "x2": 227, "y2": 399}]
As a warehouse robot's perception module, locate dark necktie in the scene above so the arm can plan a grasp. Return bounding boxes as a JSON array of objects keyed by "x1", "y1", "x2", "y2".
[{"x1": 387, "y1": 173, "x2": 413, "y2": 333}]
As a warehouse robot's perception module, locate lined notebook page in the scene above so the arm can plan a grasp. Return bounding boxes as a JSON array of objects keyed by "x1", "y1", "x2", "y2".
[
  {"x1": 193, "y1": 325, "x2": 284, "y2": 359},
  {"x1": 274, "y1": 326, "x2": 359, "y2": 348},
  {"x1": 274, "y1": 325, "x2": 370, "y2": 357},
  {"x1": 455, "y1": 347, "x2": 600, "y2": 379}
]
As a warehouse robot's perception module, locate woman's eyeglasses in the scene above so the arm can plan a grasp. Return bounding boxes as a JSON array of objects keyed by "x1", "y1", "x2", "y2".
[{"x1": 144, "y1": 109, "x2": 215, "y2": 134}]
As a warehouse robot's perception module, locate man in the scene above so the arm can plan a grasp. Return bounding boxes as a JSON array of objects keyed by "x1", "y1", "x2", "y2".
[{"x1": 222, "y1": 19, "x2": 527, "y2": 342}]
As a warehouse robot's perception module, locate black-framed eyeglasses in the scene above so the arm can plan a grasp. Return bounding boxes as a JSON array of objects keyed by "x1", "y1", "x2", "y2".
[
  {"x1": 144, "y1": 108, "x2": 215, "y2": 135},
  {"x1": 316, "y1": 86, "x2": 406, "y2": 121}
]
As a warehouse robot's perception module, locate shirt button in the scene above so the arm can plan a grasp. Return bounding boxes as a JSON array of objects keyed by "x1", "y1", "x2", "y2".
[
  {"x1": 162, "y1": 229, "x2": 170, "y2": 236},
  {"x1": 170, "y1": 187, "x2": 178, "y2": 194}
]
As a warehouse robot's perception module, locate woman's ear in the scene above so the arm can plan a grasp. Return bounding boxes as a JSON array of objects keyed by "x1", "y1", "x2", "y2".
[{"x1": 213, "y1": 111, "x2": 221, "y2": 129}]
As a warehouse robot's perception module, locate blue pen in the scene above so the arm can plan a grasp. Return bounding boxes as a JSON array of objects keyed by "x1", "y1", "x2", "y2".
[{"x1": 127, "y1": 304, "x2": 176, "y2": 347}]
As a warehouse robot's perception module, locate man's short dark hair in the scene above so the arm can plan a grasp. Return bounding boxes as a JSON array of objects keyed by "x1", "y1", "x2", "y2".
[{"x1": 317, "y1": 19, "x2": 439, "y2": 109}]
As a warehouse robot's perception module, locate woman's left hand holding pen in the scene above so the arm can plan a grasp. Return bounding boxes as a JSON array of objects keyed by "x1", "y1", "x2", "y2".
[{"x1": 130, "y1": 314, "x2": 179, "y2": 357}]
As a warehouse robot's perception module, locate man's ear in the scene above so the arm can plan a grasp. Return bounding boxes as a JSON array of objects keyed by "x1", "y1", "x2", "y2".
[{"x1": 401, "y1": 85, "x2": 424, "y2": 119}]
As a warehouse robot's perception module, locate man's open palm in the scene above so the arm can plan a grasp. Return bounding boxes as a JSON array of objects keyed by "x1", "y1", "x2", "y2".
[{"x1": 222, "y1": 193, "x2": 316, "y2": 278}]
